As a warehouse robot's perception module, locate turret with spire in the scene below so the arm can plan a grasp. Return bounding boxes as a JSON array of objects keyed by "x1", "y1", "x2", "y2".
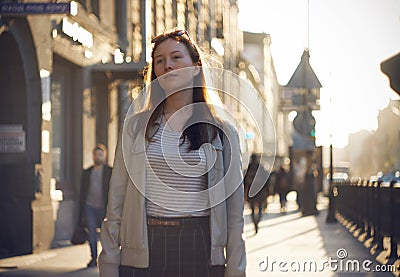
[{"x1": 285, "y1": 48, "x2": 322, "y2": 216}]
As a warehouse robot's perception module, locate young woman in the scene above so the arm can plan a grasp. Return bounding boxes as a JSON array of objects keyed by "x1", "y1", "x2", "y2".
[{"x1": 98, "y1": 29, "x2": 246, "y2": 277}]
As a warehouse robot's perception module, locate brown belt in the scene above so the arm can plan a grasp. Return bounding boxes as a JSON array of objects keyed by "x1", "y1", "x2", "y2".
[
  {"x1": 147, "y1": 218, "x2": 180, "y2": 226},
  {"x1": 147, "y1": 216, "x2": 209, "y2": 227}
]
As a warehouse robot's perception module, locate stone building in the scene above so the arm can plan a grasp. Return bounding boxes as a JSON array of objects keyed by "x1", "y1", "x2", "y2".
[
  {"x1": 0, "y1": 0, "x2": 245, "y2": 257},
  {"x1": 241, "y1": 31, "x2": 282, "y2": 167}
]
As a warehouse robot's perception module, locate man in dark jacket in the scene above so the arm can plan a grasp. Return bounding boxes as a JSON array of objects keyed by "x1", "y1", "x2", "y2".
[
  {"x1": 244, "y1": 153, "x2": 270, "y2": 234},
  {"x1": 79, "y1": 143, "x2": 112, "y2": 267}
]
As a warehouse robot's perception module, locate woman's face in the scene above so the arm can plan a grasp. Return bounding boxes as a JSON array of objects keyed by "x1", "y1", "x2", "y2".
[{"x1": 153, "y1": 38, "x2": 199, "y2": 94}]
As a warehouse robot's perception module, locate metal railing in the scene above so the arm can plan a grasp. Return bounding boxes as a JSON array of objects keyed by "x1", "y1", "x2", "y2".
[{"x1": 334, "y1": 179, "x2": 400, "y2": 262}]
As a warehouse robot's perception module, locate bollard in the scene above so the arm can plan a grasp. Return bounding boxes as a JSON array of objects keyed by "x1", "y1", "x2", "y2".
[
  {"x1": 375, "y1": 181, "x2": 385, "y2": 252},
  {"x1": 365, "y1": 181, "x2": 373, "y2": 240},
  {"x1": 326, "y1": 180, "x2": 337, "y2": 223},
  {"x1": 362, "y1": 181, "x2": 369, "y2": 237},
  {"x1": 387, "y1": 179, "x2": 398, "y2": 262}
]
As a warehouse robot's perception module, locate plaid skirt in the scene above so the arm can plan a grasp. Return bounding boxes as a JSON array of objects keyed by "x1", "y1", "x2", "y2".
[{"x1": 119, "y1": 216, "x2": 225, "y2": 277}]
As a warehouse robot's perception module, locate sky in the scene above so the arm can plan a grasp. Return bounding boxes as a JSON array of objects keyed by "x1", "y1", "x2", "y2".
[{"x1": 237, "y1": 0, "x2": 400, "y2": 148}]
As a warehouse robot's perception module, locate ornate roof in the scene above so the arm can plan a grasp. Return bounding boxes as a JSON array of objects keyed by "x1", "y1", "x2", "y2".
[{"x1": 286, "y1": 49, "x2": 322, "y2": 89}]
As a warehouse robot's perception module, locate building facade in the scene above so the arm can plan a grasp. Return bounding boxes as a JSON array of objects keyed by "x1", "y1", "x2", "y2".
[
  {"x1": 0, "y1": 0, "x2": 246, "y2": 257},
  {"x1": 0, "y1": 0, "x2": 142, "y2": 257},
  {"x1": 242, "y1": 31, "x2": 282, "y2": 167}
]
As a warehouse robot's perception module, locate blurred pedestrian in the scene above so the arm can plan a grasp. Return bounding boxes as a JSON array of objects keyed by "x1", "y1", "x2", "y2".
[
  {"x1": 79, "y1": 143, "x2": 112, "y2": 267},
  {"x1": 275, "y1": 166, "x2": 289, "y2": 213},
  {"x1": 244, "y1": 153, "x2": 269, "y2": 234},
  {"x1": 99, "y1": 29, "x2": 246, "y2": 277},
  {"x1": 292, "y1": 156, "x2": 307, "y2": 210}
]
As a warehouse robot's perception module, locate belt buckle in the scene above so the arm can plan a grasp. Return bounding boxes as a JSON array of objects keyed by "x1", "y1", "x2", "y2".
[{"x1": 147, "y1": 218, "x2": 180, "y2": 226}]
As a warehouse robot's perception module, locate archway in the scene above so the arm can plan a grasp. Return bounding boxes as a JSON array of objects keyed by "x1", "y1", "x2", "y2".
[{"x1": 0, "y1": 18, "x2": 41, "y2": 258}]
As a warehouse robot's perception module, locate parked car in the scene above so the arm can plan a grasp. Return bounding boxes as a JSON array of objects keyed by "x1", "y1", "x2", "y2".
[{"x1": 376, "y1": 171, "x2": 400, "y2": 184}]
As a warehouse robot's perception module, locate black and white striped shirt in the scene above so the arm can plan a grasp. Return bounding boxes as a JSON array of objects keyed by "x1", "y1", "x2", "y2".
[{"x1": 145, "y1": 126, "x2": 210, "y2": 217}]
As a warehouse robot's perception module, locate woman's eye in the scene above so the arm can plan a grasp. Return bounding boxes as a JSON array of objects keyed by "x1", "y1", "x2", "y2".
[
  {"x1": 155, "y1": 59, "x2": 163, "y2": 64},
  {"x1": 173, "y1": 56, "x2": 181, "y2": 60}
]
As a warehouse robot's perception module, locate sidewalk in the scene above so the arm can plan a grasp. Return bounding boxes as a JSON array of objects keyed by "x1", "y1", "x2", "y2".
[
  {"x1": 0, "y1": 243, "x2": 97, "y2": 276},
  {"x1": 244, "y1": 193, "x2": 397, "y2": 276},
  {"x1": 0, "y1": 193, "x2": 397, "y2": 276}
]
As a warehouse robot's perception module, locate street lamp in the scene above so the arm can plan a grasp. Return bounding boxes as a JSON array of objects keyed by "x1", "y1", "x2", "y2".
[
  {"x1": 326, "y1": 143, "x2": 337, "y2": 223},
  {"x1": 326, "y1": 85, "x2": 337, "y2": 223}
]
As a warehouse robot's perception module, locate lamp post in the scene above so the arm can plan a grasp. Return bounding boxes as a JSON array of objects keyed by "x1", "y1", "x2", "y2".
[
  {"x1": 326, "y1": 143, "x2": 337, "y2": 223},
  {"x1": 326, "y1": 87, "x2": 337, "y2": 223}
]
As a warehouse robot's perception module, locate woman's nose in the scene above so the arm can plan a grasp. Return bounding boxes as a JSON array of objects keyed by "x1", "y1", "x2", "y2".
[{"x1": 165, "y1": 58, "x2": 173, "y2": 71}]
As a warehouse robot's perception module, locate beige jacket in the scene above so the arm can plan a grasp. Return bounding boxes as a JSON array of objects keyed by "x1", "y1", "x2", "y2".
[{"x1": 98, "y1": 114, "x2": 246, "y2": 276}]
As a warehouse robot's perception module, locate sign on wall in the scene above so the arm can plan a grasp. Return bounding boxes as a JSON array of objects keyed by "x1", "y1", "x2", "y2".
[
  {"x1": 0, "y1": 125, "x2": 25, "y2": 153},
  {"x1": 0, "y1": 3, "x2": 70, "y2": 15}
]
